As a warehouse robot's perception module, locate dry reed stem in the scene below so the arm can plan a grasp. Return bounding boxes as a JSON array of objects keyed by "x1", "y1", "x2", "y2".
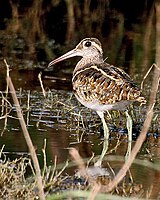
[
  {"x1": 38, "y1": 72, "x2": 46, "y2": 97},
  {"x1": 69, "y1": 148, "x2": 105, "y2": 200},
  {"x1": 155, "y1": 1, "x2": 160, "y2": 65},
  {"x1": 69, "y1": 148, "x2": 88, "y2": 179},
  {"x1": 104, "y1": 3, "x2": 160, "y2": 193},
  {"x1": 88, "y1": 2, "x2": 160, "y2": 198},
  {"x1": 141, "y1": 64, "x2": 155, "y2": 90},
  {"x1": 5, "y1": 60, "x2": 45, "y2": 200},
  {"x1": 87, "y1": 183, "x2": 101, "y2": 200},
  {"x1": 89, "y1": 64, "x2": 159, "y2": 196}
]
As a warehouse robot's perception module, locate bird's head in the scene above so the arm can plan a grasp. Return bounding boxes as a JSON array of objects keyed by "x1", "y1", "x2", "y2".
[{"x1": 48, "y1": 38, "x2": 103, "y2": 67}]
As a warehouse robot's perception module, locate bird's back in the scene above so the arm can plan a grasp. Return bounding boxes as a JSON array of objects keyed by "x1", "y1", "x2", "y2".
[{"x1": 72, "y1": 62, "x2": 146, "y2": 111}]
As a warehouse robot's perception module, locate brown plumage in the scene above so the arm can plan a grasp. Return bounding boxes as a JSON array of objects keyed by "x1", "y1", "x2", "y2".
[
  {"x1": 48, "y1": 38, "x2": 146, "y2": 140},
  {"x1": 72, "y1": 63, "x2": 145, "y2": 111}
]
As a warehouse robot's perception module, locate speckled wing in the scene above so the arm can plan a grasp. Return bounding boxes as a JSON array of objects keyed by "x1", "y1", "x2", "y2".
[{"x1": 72, "y1": 63, "x2": 145, "y2": 110}]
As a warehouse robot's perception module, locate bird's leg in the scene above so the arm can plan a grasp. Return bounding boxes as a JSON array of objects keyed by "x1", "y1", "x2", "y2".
[
  {"x1": 95, "y1": 111, "x2": 109, "y2": 167},
  {"x1": 96, "y1": 111, "x2": 109, "y2": 140},
  {"x1": 125, "y1": 110, "x2": 132, "y2": 141},
  {"x1": 125, "y1": 110, "x2": 132, "y2": 159}
]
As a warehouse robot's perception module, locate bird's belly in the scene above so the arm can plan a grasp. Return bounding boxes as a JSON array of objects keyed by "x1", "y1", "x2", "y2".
[
  {"x1": 74, "y1": 93, "x2": 133, "y2": 112},
  {"x1": 75, "y1": 94, "x2": 114, "y2": 111}
]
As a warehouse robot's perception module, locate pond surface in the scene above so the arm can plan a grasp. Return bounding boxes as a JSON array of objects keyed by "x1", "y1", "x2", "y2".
[{"x1": 0, "y1": 1, "x2": 160, "y2": 199}]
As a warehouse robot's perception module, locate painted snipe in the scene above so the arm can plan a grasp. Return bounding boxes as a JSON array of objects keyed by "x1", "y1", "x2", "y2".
[{"x1": 48, "y1": 38, "x2": 146, "y2": 141}]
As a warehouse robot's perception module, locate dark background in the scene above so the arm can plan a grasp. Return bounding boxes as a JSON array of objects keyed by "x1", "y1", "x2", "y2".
[{"x1": 0, "y1": 0, "x2": 156, "y2": 74}]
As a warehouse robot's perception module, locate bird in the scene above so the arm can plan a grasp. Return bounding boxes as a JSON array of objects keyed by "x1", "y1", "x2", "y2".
[{"x1": 48, "y1": 38, "x2": 146, "y2": 142}]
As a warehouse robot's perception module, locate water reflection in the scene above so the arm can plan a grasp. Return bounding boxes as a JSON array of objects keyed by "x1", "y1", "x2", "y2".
[{"x1": 0, "y1": 86, "x2": 159, "y2": 197}]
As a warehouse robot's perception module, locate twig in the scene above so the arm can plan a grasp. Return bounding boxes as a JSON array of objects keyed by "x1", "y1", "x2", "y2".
[
  {"x1": 38, "y1": 72, "x2": 46, "y2": 98},
  {"x1": 102, "y1": 2, "x2": 160, "y2": 193},
  {"x1": 88, "y1": 3, "x2": 160, "y2": 196},
  {"x1": 103, "y1": 3, "x2": 160, "y2": 191},
  {"x1": 5, "y1": 61, "x2": 45, "y2": 200},
  {"x1": 105, "y1": 68, "x2": 159, "y2": 192},
  {"x1": 141, "y1": 64, "x2": 154, "y2": 90},
  {"x1": 69, "y1": 148, "x2": 88, "y2": 178},
  {"x1": 1, "y1": 60, "x2": 11, "y2": 136},
  {"x1": 88, "y1": 183, "x2": 101, "y2": 200},
  {"x1": 42, "y1": 138, "x2": 47, "y2": 178}
]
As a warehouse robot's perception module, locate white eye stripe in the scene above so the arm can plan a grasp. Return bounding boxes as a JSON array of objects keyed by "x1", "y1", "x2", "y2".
[
  {"x1": 82, "y1": 41, "x2": 102, "y2": 53},
  {"x1": 76, "y1": 39, "x2": 103, "y2": 54},
  {"x1": 92, "y1": 42, "x2": 102, "y2": 54}
]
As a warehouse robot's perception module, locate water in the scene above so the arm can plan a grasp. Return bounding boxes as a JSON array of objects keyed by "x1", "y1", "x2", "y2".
[{"x1": 0, "y1": 1, "x2": 160, "y2": 198}]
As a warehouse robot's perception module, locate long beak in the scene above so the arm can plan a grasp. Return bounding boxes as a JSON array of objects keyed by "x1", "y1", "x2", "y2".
[{"x1": 48, "y1": 48, "x2": 81, "y2": 68}]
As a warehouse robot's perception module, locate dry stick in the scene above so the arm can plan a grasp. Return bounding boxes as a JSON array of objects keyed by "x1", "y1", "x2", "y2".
[
  {"x1": 69, "y1": 148, "x2": 102, "y2": 200},
  {"x1": 105, "y1": 78, "x2": 158, "y2": 192},
  {"x1": 89, "y1": 7, "x2": 160, "y2": 198},
  {"x1": 38, "y1": 72, "x2": 46, "y2": 98},
  {"x1": 6, "y1": 76, "x2": 45, "y2": 200},
  {"x1": 155, "y1": 1, "x2": 160, "y2": 66},
  {"x1": 69, "y1": 148, "x2": 88, "y2": 178},
  {"x1": 104, "y1": 3, "x2": 160, "y2": 192},
  {"x1": 88, "y1": 184, "x2": 101, "y2": 200}
]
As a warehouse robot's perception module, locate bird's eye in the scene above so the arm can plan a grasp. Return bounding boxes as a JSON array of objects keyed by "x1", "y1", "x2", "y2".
[{"x1": 84, "y1": 41, "x2": 91, "y2": 47}]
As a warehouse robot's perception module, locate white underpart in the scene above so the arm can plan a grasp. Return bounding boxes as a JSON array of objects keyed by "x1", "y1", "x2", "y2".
[{"x1": 75, "y1": 94, "x2": 114, "y2": 111}]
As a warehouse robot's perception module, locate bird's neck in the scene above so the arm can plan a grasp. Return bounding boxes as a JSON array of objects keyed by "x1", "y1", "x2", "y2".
[{"x1": 73, "y1": 54, "x2": 104, "y2": 74}]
